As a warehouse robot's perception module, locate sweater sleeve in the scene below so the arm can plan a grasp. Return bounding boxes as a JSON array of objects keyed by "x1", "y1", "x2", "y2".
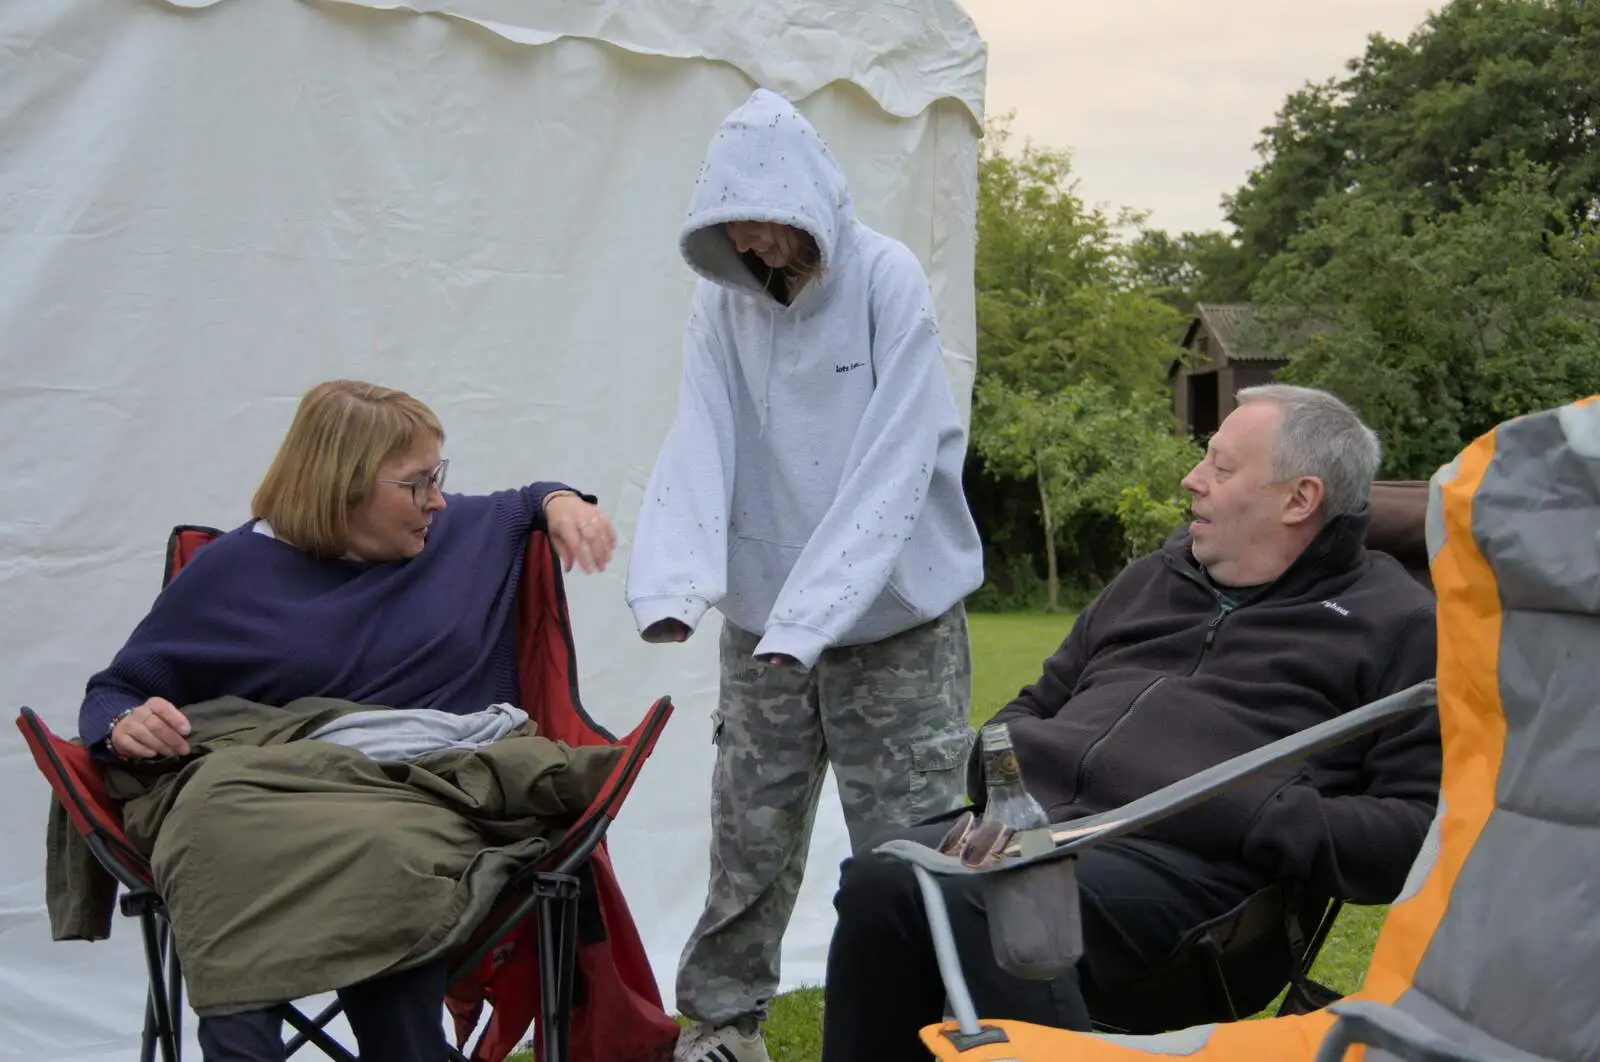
[
  {"x1": 625, "y1": 310, "x2": 738, "y2": 635},
  {"x1": 77, "y1": 546, "x2": 235, "y2": 751},
  {"x1": 753, "y1": 252, "x2": 964, "y2": 667},
  {"x1": 510, "y1": 482, "x2": 596, "y2": 534},
  {"x1": 1241, "y1": 602, "x2": 1442, "y2": 903}
]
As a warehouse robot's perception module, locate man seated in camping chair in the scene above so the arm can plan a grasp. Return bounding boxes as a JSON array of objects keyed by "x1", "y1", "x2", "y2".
[{"x1": 817, "y1": 384, "x2": 1442, "y2": 1062}]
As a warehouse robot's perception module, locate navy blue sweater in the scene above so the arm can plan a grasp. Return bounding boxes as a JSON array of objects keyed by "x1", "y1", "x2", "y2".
[{"x1": 78, "y1": 481, "x2": 578, "y2": 751}]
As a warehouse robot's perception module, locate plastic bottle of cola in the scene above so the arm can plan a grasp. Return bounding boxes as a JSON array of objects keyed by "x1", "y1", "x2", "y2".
[{"x1": 978, "y1": 722, "x2": 1054, "y2": 859}]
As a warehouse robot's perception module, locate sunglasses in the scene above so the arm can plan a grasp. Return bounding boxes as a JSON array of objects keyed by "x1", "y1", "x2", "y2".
[{"x1": 937, "y1": 810, "x2": 1016, "y2": 869}]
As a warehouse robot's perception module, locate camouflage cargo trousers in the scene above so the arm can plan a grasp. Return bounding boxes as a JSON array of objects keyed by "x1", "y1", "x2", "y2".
[{"x1": 675, "y1": 604, "x2": 975, "y2": 1028}]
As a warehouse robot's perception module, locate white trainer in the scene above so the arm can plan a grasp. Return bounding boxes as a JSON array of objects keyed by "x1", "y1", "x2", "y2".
[{"x1": 673, "y1": 1020, "x2": 772, "y2": 1062}]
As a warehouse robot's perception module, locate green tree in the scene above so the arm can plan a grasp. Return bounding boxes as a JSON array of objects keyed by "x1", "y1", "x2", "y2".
[
  {"x1": 1224, "y1": 80, "x2": 1354, "y2": 289},
  {"x1": 971, "y1": 379, "x2": 1197, "y2": 610},
  {"x1": 975, "y1": 122, "x2": 1185, "y2": 397},
  {"x1": 1255, "y1": 161, "x2": 1600, "y2": 477},
  {"x1": 1225, "y1": 0, "x2": 1600, "y2": 291},
  {"x1": 968, "y1": 121, "x2": 1195, "y2": 605},
  {"x1": 1127, "y1": 229, "x2": 1253, "y2": 315}
]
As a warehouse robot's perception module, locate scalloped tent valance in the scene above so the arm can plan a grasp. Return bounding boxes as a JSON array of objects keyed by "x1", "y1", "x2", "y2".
[{"x1": 168, "y1": 0, "x2": 988, "y2": 126}]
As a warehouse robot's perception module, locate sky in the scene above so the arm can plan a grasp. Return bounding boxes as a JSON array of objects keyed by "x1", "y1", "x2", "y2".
[{"x1": 957, "y1": 0, "x2": 1443, "y2": 235}]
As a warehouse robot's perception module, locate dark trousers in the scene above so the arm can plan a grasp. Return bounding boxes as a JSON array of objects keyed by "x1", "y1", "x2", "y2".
[
  {"x1": 196, "y1": 959, "x2": 449, "y2": 1062},
  {"x1": 820, "y1": 821, "x2": 1266, "y2": 1062}
]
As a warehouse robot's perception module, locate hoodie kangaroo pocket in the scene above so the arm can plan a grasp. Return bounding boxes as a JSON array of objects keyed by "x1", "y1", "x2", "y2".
[{"x1": 724, "y1": 535, "x2": 803, "y2": 627}]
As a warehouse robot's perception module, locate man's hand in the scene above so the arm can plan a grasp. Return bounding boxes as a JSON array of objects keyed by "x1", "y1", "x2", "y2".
[
  {"x1": 763, "y1": 653, "x2": 800, "y2": 668},
  {"x1": 642, "y1": 619, "x2": 692, "y2": 644},
  {"x1": 110, "y1": 697, "x2": 192, "y2": 759},
  {"x1": 544, "y1": 494, "x2": 617, "y2": 574}
]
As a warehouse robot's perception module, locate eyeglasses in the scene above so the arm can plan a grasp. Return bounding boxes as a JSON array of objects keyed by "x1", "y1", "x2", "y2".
[{"x1": 377, "y1": 458, "x2": 449, "y2": 507}]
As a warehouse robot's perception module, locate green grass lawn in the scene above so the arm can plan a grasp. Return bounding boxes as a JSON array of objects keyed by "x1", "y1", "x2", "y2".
[
  {"x1": 967, "y1": 610, "x2": 1070, "y2": 725},
  {"x1": 512, "y1": 611, "x2": 1384, "y2": 1061}
]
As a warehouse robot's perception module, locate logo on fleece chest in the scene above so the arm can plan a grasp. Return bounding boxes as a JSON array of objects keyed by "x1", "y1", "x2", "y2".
[{"x1": 760, "y1": 350, "x2": 872, "y2": 411}]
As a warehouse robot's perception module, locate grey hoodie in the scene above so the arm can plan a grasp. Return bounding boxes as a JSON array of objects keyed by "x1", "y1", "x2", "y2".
[{"x1": 626, "y1": 89, "x2": 983, "y2": 668}]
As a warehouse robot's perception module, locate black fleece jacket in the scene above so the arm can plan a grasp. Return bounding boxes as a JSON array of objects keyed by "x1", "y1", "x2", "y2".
[{"x1": 978, "y1": 511, "x2": 1440, "y2": 905}]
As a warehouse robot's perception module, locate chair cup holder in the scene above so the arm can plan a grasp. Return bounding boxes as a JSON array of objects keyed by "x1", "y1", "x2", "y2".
[{"x1": 982, "y1": 854, "x2": 1083, "y2": 981}]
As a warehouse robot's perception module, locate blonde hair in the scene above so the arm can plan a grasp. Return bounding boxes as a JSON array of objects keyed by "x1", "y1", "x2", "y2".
[
  {"x1": 744, "y1": 228, "x2": 824, "y2": 300},
  {"x1": 785, "y1": 230, "x2": 824, "y2": 285},
  {"x1": 251, "y1": 380, "x2": 444, "y2": 557}
]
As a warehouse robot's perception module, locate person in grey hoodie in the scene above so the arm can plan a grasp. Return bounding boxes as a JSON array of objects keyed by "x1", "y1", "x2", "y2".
[{"x1": 626, "y1": 88, "x2": 985, "y2": 1062}]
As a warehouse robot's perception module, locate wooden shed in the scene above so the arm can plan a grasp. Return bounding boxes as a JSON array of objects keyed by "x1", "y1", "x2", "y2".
[{"x1": 1169, "y1": 303, "x2": 1287, "y2": 438}]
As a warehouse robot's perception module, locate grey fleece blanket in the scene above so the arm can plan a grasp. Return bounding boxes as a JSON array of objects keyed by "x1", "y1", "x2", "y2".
[{"x1": 307, "y1": 702, "x2": 529, "y2": 761}]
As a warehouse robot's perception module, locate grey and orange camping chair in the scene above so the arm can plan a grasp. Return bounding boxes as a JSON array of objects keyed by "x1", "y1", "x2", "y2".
[
  {"x1": 17, "y1": 525, "x2": 680, "y2": 1062},
  {"x1": 878, "y1": 395, "x2": 1600, "y2": 1062}
]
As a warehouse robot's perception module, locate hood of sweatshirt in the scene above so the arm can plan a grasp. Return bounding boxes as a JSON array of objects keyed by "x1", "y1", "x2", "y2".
[{"x1": 679, "y1": 88, "x2": 854, "y2": 298}]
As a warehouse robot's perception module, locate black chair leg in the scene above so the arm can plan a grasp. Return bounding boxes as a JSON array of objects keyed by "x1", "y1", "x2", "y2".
[
  {"x1": 282, "y1": 1001, "x2": 329, "y2": 1057},
  {"x1": 141, "y1": 990, "x2": 158, "y2": 1062},
  {"x1": 539, "y1": 893, "x2": 564, "y2": 1062},
  {"x1": 554, "y1": 883, "x2": 580, "y2": 1040},
  {"x1": 136, "y1": 907, "x2": 181, "y2": 1062},
  {"x1": 161, "y1": 917, "x2": 185, "y2": 1060},
  {"x1": 536, "y1": 872, "x2": 581, "y2": 1062},
  {"x1": 279, "y1": 1005, "x2": 359, "y2": 1062},
  {"x1": 1196, "y1": 938, "x2": 1241, "y2": 1023}
]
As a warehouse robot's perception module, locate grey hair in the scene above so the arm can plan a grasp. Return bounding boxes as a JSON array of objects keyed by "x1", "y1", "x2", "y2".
[{"x1": 1236, "y1": 384, "x2": 1380, "y2": 518}]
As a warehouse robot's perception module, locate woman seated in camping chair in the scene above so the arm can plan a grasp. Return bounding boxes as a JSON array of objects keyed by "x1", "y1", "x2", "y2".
[{"x1": 76, "y1": 378, "x2": 620, "y2": 1062}]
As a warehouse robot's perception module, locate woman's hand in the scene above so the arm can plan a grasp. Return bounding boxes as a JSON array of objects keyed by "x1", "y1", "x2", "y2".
[
  {"x1": 110, "y1": 697, "x2": 192, "y2": 759},
  {"x1": 544, "y1": 493, "x2": 617, "y2": 574}
]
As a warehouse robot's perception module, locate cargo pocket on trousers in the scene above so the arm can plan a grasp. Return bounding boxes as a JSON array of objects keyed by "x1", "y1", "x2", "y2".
[{"x1": 907, "y1": 727, "x2": 975, "y2": 823}]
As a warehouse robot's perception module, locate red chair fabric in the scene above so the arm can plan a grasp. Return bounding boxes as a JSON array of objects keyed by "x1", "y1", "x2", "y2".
[{"x1": 18, "y1": 523, "x2": 677, "y2": 1062}]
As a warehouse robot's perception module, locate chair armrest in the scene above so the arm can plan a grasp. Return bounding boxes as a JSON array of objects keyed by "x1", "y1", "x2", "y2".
[
  {"x1": 879, "y1": 680, "x2": 1437, "y2": 1044},
  {"x1": 876, "y1": 680, "x2": 1437, "y2": 878},
  {"x1": 1313, "y1": 1000, "x2": 1496, "y2": 1062}
]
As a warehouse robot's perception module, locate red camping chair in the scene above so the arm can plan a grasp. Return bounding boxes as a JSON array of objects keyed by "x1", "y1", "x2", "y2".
[{"x1": 18, "y1": 524, "x2": 679, "y2": 1062}]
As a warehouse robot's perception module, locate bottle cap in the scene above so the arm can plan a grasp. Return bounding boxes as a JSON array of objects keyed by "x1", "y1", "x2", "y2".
[{"x1": 979, "y1": 722, "x2": 1012, "y2": 752}]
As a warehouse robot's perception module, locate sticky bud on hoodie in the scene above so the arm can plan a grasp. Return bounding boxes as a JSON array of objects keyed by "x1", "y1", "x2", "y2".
[{"x1": 625, "y1": 89, "x2": 984, "y2": 669}]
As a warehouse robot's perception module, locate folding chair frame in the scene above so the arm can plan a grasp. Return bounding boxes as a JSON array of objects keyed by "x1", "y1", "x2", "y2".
[
  {"x1": 19, "y1": 695, "x2": 672, "y2": 1062},
  {"x1": 276, "y1": 692, "x2": 673, "y2": 1062},
  {"x1": 1280, "y1": 894, "x2": 1346, "y2": 1015},
  {"x1": 1085, "y1": 879, "x2": 1344, "y2": 1035},
  {"x1": 876, "y1": 680, "x2": 1439, "y2": 1054},
  {"x1": 1313, "y1": 999, "x2": 1490, "y2": 1062},
  {"x1": 18, "y1": 523, "x2": 675, "y2": 1062}
]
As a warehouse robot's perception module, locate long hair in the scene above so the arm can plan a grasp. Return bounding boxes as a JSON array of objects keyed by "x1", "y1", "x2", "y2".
[
  {"x1": 250, "y1": 380, "x2": 444, "y2": 556},
  {"x1": 784, "y1": 229, "x2": 824, "y2": 286},
  {"x1": 744, "y1": 228, "x2": 824, "y2": 301}
]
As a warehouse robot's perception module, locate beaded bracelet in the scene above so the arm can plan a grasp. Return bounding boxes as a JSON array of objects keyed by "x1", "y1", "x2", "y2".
[{"x1": 106, "y1": 705, "x2": 140, "y2": 757}]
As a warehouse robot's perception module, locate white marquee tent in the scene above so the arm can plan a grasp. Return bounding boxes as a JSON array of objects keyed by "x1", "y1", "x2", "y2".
[{"x1": 0, "y1": 1, "x2": 987, "y2": 1057}]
